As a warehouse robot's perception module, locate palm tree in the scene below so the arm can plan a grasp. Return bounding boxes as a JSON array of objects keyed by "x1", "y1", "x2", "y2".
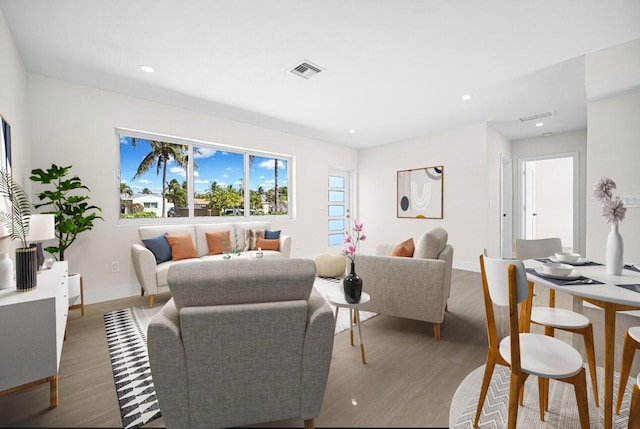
[
  {"x1": 131, "y1": 139, "x2": 188, "y2": 217},
  {"x1": 120, "y1": 181, "x2": 133, "y2": 196}
]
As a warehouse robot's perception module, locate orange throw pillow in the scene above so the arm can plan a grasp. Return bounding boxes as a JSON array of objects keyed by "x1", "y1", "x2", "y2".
[
  {"x1": 256, "y1": 237, "x2": 279, "y2": 251},
  {"x1": 205, "y1": 230, "x2": 231, "y2": 255},
  {"x1": 392, "y1": 238, "x2": 415, "y2": 257},
  {"x1": 165, "y1": 234, "x2": 197, "y2": 261}
]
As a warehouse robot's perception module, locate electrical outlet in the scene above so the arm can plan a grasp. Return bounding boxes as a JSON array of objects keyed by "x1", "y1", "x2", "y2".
[{"x1": 110, "y1": 261, "x2": 120, "y2": 273}]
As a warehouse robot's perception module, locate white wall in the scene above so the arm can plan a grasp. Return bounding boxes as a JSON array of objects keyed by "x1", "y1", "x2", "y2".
[
  {"x1": 585, "y1": 39, "x2": 640, "y2": 265},
  {"x1": 486, "y1": 125, "x2": 511, "y2": 259},
  {"x1": 0, "y1": 9, "x2": 30, "y2": 255},
  {"x1": 27, "y1": 75, "x2": 358, "y2": 303},
  {"x1": 358, "y1": 123, "x2": 489, "y2": 271}
]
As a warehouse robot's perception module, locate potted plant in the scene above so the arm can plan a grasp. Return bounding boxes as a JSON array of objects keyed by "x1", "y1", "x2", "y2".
[
  {"x1": 0, "y1": 168, "x2": 37, "y2": 290},
  {"x1": 30, "y1": 164, "x2": 103, "y2": 305}
]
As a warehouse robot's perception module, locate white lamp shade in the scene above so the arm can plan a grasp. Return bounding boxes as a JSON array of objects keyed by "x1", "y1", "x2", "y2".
[{"x1": 26, "y1": 214, "x2": 56, "y2": 241}]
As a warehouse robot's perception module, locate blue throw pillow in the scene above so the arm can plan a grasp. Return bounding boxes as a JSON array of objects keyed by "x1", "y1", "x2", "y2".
[
  {"x1": 265, "y1": 229, "x2": 281, "y2": 240},
  {"x1": 142, "y1": 233, "x2": 172, "y2": 264}
]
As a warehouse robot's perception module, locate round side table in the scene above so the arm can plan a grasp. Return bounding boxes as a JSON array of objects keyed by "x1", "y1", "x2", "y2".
[{"x1": 327, "y1": 291, "x2": 371, "y2": 364}]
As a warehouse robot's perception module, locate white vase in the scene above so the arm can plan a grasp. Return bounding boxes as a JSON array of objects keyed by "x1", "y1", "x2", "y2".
[
  {"x1": 605, "y1": 222, "x2": 623, "y2": 275},
  {"x1": 0, "y1": 252, "x2": 13, "y2": 289}
]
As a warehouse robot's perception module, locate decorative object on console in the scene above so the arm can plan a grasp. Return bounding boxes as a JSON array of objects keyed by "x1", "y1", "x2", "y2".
[
  {"x1": 26, "y1": 213, "x2": 55, "y2": 271},
  {"x1": 342, "y1": 220, "x2": 366, "y2": 303},
  {"x1": 397, "y1": 165, "x2": 443, "y2": 219},
  {"x1": 0, "y1": 251, "x2": 13, "y2": 289},
  {"x1": 592, "y1": 176, "x2": 626, "y2": 275},
  {"x1": 0, "y1": 168, "x2": 37, "y2": 291}
]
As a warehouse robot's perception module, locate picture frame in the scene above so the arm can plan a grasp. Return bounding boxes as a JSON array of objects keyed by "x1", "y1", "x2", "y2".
[
  {"x1": 397, "y1": 165, "x2": 443, "y2": 219},
  {"x1": 1, "y1": 115, "x2": 12, "y2": 237}
]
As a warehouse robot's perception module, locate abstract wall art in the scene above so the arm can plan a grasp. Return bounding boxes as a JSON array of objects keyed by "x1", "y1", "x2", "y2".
[{"x1": 397, "y1": 166, "x2": 443, "y2": 219}]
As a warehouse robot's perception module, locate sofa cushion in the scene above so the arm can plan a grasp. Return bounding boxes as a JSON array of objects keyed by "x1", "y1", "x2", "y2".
[
  {"x1": 414, "y1": 228, "x2": 448, "y2": 259},
  {"x1": 244, "y1": 229, "x2": 266, "y2": 250},
  {"x1": 166, "y1": 234, "x2": 198, "y2": 261},
  {"x1": 392, "y1": 238, "x2": 415, "y2": 258},
  {"x1": 194, "y1": 223, "x2": 236, "y2": 257},
  {"x1": 256, "y1": 237, "x2": 279, "y2": 251},
  {"x1": 167, "y1": 258, "x2": 316, "y2": 309},
  {"x1": 142, "y1": 233, "x2": 172, "y2": 264},
  {"x1": 265, "y1": 229, "x2": 281, "y2": 239},
  {"x1": 205, "y1": 230, "x2": 231, "y2": 255}
]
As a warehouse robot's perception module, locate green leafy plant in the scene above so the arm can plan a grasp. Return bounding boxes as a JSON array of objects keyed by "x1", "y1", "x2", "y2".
[
  {"x1": 0, "y1": 168, "x2": 32, "y2": 248},
  {"x1": 30, "y1": 164, "x2": 103, "y2": 261}
]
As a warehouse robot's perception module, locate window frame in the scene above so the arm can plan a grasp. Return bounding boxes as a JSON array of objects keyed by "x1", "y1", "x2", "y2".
[{"x1": 116, "y1": 127, "x2": 293, "y2": 223}]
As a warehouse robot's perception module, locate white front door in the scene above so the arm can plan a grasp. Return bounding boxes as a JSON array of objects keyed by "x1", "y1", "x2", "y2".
[{"x1": 328, "y1": 170, "x2": 351, "y2": 247}]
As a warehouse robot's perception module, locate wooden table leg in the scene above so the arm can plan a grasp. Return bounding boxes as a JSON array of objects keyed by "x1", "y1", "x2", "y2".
[
  {"x1": 603, "y1": 302, "x2": 616, "y2": 429},
  {"x1": 355, "y1": 310, "x2": 366, "y2": 364},
  {"x1": 49, "y1": 374, "x2": 58, "y2": 408}
]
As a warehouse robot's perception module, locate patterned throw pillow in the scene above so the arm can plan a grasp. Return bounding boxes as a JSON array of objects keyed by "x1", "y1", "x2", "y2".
[
  {"x1": 256, "y1": 237, "x2": 280, "y2": 251},
  {"x1": 165, "y1": 234, "x2": 197, "y2": 261},
  {"x1": 392, "y1": 238, "x2": 415, "y2": 257},
  {"x1": 142, "y1": 233, "x2": 172, "y2": 264},
  {"x1": 205, "y1": 230, "x2": 231, "y2": 255},
  {"x1": 244, "y1": 229, "x2": 266, "y2": 251}
]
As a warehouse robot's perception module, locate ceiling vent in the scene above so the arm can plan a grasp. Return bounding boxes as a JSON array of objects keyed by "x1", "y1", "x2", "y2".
[
  {"x1": 519, "y1": 110, "x2": 556, "y2": 122},
  {"x1": 289, "y1": 60, "x2": 324, "y2": 79}
]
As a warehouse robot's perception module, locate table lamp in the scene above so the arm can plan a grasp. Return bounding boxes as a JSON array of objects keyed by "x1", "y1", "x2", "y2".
[{"x1": 26, "y1": 214, "x2": 55, "y2": 271}]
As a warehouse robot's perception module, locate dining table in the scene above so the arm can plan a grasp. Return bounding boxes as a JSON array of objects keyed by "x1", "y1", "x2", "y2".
[{"x1": 524, "y1": 258, "x2": 640, "y2": 429}]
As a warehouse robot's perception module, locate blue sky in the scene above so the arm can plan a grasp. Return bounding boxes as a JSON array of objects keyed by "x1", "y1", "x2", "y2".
[{"x1": 119, "y1": 136, "x2": 288, "y2": 195}]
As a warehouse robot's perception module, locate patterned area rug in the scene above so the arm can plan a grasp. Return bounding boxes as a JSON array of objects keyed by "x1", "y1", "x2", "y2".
[
  {"x1": 103, "y1": 276, "x2": 376, "y2": 429},
  {"x1": 449, "y1": 364, "x2": 636, "y2": 428}
]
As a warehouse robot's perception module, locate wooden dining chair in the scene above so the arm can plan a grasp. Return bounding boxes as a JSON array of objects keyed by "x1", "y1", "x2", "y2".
[
  {"x1": 474, "y1": 253, "x2": 590, "y2": 429},
  {"x1": 514, "y1": 237, "x2": 599, "y2": 407},
  {"x1": 629, "y1": 373, "x2": 640, "y2": 429},
  {"x1": 616, "y1": 326, "x2": 640, "y2": 414}
]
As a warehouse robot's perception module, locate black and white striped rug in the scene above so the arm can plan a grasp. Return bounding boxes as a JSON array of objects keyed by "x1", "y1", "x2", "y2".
[
  {"x1": 103, "y1": 276, "x2": 377, "y2": 429},
  {"x1": 449, "y1": 364, "x2": 635, "y2": 428}
]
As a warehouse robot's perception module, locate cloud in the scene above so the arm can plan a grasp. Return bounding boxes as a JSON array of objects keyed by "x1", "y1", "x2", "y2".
[
  {"x1": 194, "y1": 179, "x2": 210, "y2": 184},
  {"x1": 258, "y1": 159, "x2": 286, "y2": 170},
  {"x1": 194, "y1": 147, "x2": 216, "y2": 159},
  {"x1": 169, "y1": 166, "x2": 187, "y2": 177},
  {"x1": 138, "y1": 179, "x2": 152, "y2": 184}
]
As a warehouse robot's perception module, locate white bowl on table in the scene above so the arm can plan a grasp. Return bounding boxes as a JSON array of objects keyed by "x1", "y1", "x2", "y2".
[
  {"x1": 542, "y1": 262, "x2": 574, "y2": 277},
  {"x1": 554, "y1": 252, "x2": 581, "y2": 264}
]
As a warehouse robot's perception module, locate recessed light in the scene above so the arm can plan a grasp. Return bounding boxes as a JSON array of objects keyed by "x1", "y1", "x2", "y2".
[
  {"x1": 140, "y1": 65, "x2": 155, "y2": 73},
  {"x1": 542, "y1": 132, "x2": 553, "y2": 137},
  {"x1": 349, "y1": 129, "x2": 356, "y2": 134},
  {"x1": 461, "y1": 94, "x2": 472, "y2": 101},
  {"x1": 535, "y1": 122, "x2": 544, "y2": 127}
]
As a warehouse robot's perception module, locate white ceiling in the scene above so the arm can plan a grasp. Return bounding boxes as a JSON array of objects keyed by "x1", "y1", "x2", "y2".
[{"x1": 1, "y1": 0, "x2": 640, "y2": 149}]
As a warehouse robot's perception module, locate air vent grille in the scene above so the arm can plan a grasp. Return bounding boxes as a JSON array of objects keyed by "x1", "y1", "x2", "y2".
[
  {"x1": 519, "y1": 110, "x2": 556, "y2": 122},
  {"x1": 289, "y1": 60, "x2": 324, "y2": 79}
]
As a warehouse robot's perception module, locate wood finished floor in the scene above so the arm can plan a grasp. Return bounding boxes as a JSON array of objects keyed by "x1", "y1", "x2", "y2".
[{"x1": 1, "y1": 268, "x2": 638, "y2": 428}]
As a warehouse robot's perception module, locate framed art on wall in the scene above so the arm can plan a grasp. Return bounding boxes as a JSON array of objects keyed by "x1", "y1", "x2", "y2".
[{"x1": 397, "y1": 165, "x2": 443, "y2": 219}]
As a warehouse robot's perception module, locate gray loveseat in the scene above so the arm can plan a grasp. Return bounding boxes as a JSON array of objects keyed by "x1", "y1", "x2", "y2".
[
  {"x1": 131, "y1": 221, "x2": 291, "y2": 307},
  {"x1": 147, "y1": 258, "x2": 335, "y2": 429},
  {"x1": 356, "y1": 227, "x2": 453, "y2": 340}
]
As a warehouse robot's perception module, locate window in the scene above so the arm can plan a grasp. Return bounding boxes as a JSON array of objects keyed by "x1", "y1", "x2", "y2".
[{"x1": 118, "y1": 129, "x2": 292, "y2": 220}]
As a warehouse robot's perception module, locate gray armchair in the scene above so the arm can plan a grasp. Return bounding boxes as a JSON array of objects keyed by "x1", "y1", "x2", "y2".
[
  {"x1": 356, "y1": 227, "x2": 453, "y2": 340},
  {"x1": 147, "y1": 258, "x2": 335, "y2": 429}
]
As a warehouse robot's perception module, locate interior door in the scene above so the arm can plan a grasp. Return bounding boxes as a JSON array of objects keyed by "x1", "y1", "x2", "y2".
[
  {"x1": 500, "y1": 155, "x2": 513, "y2": 258},
  {"x1": 523, "y1": 162, "x2": 536, "y2": 239}
]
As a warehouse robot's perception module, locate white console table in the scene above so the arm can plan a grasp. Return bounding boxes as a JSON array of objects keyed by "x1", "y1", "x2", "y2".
[{"x1": 0, "y1": 261, "x2": 69, "y2": 408}]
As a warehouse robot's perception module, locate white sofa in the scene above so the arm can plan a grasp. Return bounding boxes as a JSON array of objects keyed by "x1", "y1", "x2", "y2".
[{"x1": 131, "y1": 222, "x2": 291, "y2": 307}]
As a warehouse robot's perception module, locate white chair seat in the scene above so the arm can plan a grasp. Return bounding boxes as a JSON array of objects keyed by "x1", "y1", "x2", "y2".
[
  {"x1": 500, "y1": 333, "x2": 584, "y2": 379},
  {"x1": 531, "y1": 306, "x2": 590, "y2": 329},
  {"x1": 630, "y1": 326, "x2": 640, "y2": 343}
]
